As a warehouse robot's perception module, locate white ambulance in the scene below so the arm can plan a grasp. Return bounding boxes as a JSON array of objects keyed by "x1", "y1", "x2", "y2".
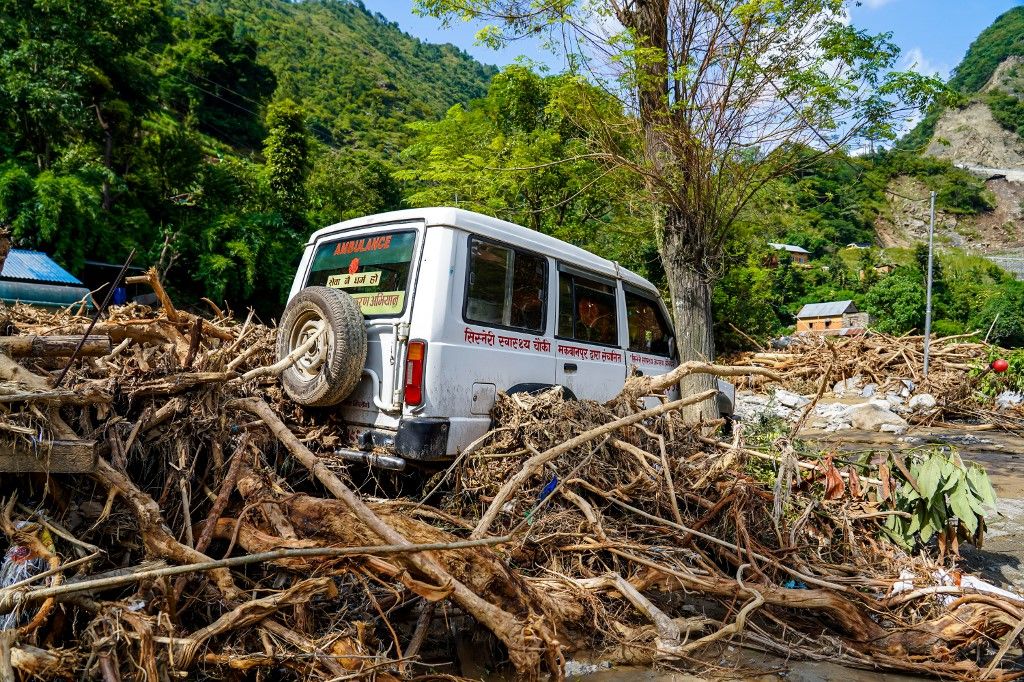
[{"x1": 278, "y1": 207, "x2": 732, "y2": 470}]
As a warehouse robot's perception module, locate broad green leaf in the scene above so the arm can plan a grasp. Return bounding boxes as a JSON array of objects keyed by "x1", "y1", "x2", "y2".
[
  {"x1": 940, "y1": 468, "x2": 961, "y2": 494},
  {"x1": 966, "y1": 467, "x2": 997, "y2": 507},
  {"x1": 967, "y1": 493, "x2": 988, "y2": 518},
  {"x1": 906, "y1": 507, "x2": 924, "y2": 536},
  {"x1": 949, "y1": 482, "x2": 979, "y2": 535},
  {"x1": 916, "y1": 457, "x2": 942, "y2": 500},
  {"x1": 920, "y1": 516, "x2": 936, "y2": 543},
  {"x1": 899, "y1": 480, "x2": 920, "y2": 502}
]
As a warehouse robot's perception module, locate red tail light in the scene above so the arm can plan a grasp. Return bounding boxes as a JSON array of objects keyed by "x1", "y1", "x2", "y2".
[{"x1": 404, "y1": 340, "x2": 426, "y2": 406}]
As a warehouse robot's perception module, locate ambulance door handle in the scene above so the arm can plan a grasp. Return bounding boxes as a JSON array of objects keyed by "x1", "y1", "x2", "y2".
[{"x1": 563, "y1": 363, "x2": 577, "y2": 374}]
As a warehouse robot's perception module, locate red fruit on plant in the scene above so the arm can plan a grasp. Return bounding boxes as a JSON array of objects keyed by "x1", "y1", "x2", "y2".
[{"x1": 992, "y1": 358, "x2": 1010, "y2": 373}]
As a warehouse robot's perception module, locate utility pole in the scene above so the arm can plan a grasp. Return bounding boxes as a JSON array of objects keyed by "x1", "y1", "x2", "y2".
[{"x1": 923, "y1": 191, "x2": 936, "y2": 378}]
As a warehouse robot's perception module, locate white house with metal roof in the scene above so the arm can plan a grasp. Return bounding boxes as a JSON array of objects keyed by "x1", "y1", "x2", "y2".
[{"x1": 767, "y1": 242, "x2": 811, "y2": 265}]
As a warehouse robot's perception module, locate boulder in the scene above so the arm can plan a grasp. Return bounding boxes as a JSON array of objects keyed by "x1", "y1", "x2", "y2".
[
  {"x1": 833, "y1": 376, "x2": 863, "y2": 397},
  {"x1": 774, "y1": 389, "x2": 810, "y2": 409},
  {"x1": 848, "y1": 402, "x2": 909, "y2": 433},
  {"x1": 899, "y1": 379, "x2": 915, "y2": 398},
  {"x1": 908, "y1": 393, "x2": 937, "y2": 413},
  {"x1": 861, "y1": 383, "x2": 878, "y2": 398},
  {"x1": 734, "y1": 393, "x2": 793, "y2": 422},
  {"x1": 813, "y1": 402, "x2": 848, "y2": 419}
]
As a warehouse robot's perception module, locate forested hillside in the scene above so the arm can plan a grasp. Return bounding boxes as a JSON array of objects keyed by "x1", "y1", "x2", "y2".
[
  {"x1": 0, "y1": 0, "x2": 1020, "y2": 349},
  {"x1": 201, "y1": 0, "x2": 496, "y2": 152},
  {"x1": 0, "y1": 0, "x2": 492, "y2": 313},
  {"x1": 903, "y1": 6, "x2": 1024, "y2": 150}
]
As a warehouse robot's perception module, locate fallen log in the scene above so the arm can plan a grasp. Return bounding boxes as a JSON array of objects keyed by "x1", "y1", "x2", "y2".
[
  {"x1": 0, "y1": 335, "x2": 110, "y2": 358},
  {"x1": 0, "y1": 437, "x2": 97, "y2": 473}
]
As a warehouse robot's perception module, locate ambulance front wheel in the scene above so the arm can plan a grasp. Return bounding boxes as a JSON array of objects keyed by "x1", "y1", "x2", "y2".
[{"x1": 277, "y1": 286, "x2": 367, "y2": 407}]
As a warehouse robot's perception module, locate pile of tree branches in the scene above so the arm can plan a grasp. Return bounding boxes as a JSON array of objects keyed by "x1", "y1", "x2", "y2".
[
  {"x1": 733, "y1": 332, "x2": 1024, "y2": 432},
  {"x1": 0, "y1": 279, "x2": 1021, "y2": 680}
]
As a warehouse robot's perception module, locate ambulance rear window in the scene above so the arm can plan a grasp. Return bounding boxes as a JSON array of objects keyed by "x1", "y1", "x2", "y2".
[{"x1": 306, "y1": 230, "x2": 416, "y2": 317}]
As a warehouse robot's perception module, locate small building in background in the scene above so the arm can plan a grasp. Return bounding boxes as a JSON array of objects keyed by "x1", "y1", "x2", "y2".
[
  {"x1": 767, "y1": 242, "x2": 811, "y2": 265},
  {"x1": 0, "y1": 249, "x2": 92, "y2": 310},
  {"x1": 795, "y1": 300, "x2": 869, "y2": 334}
]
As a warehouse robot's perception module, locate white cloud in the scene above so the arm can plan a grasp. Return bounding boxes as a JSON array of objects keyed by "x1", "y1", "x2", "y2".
[
  {"x1": 860, "y1": 0, "x2": 895, "y2": 8},
  {"x1": 902, "y1": 47, "x2": 950, "y2": 81}
]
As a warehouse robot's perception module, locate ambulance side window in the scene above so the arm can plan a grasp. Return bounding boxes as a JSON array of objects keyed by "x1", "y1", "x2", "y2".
[
  {"x1": 464, "y1": 237, "x2": 547, "y2": 332},
  {"x1": 557, "y1": 272, "x2": 619, "y2": 346},
  {"x1": 626, "y1": 292, "x2": 673, "y2": 357}
]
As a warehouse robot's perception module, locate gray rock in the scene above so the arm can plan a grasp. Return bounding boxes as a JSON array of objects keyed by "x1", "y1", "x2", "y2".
[
  {"x1": 833, "y1": 376, "x2": 863, "y2": 397},
  {"x1": 908, "y1": 393, "x2": 937, "y2": 412},
  {"x1": 814, "y1": 402, "x2": 849, "y2": 418},
  {"x1": 861, "y1": 383, "x2": 878, "y2": 397},
  {"x1": 880, "y1": 422, "x2": 908, "y2": 435},
  {"x1": 899, "y1": 379, "x2": 915, "y2": 398},
  {"x1": 774, "y1": 388, "x2": 810, "y2": 409},
  {"x1": 565, "y1": 660, "x2": 611, "y2": 677},
  {"x1": 733, "y1": 393, "x2": 796, "y2": 422},
  {"x1": 885, "y1": 393, "x2": 904, "y2": 408},
  {"x1": 848, "y1": 402, "x2": 909, "y2": 433}
]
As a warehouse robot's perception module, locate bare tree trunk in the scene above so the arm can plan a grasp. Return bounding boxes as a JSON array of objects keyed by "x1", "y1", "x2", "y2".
[
  {"x1": 661, "y1": 216, "x2": 718, "y2": 422},
  {"x1": 617, "y1": 2, "x2": 720, "y2": 422}
]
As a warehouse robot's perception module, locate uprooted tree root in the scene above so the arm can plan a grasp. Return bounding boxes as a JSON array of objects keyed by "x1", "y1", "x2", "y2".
[{"x1": 0, "y1": 279, "x2": 1021, "y2": 680}]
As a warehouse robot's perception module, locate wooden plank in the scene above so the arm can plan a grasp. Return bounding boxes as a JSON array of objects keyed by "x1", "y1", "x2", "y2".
[{"x1": 0, "y1": 438, "x2": 97, "y2": 473}]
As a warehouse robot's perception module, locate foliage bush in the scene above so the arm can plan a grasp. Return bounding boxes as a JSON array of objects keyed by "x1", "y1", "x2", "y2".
[
  {"x1": 971, "y1": 281, "x2": 1024, "y2": 348},
  {"x1": 864, "y1": 269, "x2": 926, "y2": 334},
  {"x1": 986, "y1": 89, "x2": 1024, "y2": 140}
]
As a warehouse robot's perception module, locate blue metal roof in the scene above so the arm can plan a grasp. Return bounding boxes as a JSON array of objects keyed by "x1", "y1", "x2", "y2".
[{"x1": 1, "y1": 249, "x2": 83, "y2": 285}]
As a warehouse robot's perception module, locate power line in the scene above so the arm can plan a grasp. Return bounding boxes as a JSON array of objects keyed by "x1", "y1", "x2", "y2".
[{"x1": 140, "y1": 42, "x2": 342, "y2": 147}]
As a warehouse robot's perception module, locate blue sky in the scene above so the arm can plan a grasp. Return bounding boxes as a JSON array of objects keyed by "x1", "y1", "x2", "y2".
[{"x1": 363, "y1": 0, "x2": 1024, "y2": 79}]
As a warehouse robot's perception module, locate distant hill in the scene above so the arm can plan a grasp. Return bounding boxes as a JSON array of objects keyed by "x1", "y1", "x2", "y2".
[
  {"x1": 196, "y1": 0, "x2": 498, "y2": 153},
  {"x1": 948, "y1": 7, "x2": 1024, "y2": 95},
  {"x1": 871, "y1": 8, "x2": 1024, "y2": 257},
  {"x1": 903, "y1": 7, "x2": 1024, "y2": 153}
]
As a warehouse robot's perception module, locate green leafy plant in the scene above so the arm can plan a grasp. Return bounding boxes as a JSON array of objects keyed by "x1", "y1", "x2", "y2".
[
  {"x1": 882, "y1": 449, "x2": 997, "y2": 553},
  {"x1": 972, "y1": 348, "x2": 1024, "y2": 395}
]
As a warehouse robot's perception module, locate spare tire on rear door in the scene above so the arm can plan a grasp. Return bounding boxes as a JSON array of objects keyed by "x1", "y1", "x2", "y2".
[{"x1": 276, "y1": 286, "x2": 367, "y2": 407}]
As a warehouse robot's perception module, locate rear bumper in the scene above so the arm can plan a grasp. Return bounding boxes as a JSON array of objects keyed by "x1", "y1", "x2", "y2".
[
  {"x1": 395, "y1": 417, "x2": 450, "y2": 461},
  {"x1": 350, "y1": 417, "x2": 451, "y2": 463}
]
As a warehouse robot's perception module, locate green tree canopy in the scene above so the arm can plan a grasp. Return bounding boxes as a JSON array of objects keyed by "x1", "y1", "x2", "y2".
[
  {"x1": 399, "y1": 65, "x2": 653, "y2": 276},
  {"x1": 865, "y1": 269, "x2": 926, "y2": 335}
]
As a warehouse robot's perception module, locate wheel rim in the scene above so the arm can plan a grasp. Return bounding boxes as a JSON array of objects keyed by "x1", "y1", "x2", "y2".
[{"x1": 290, "y1": 311, "x2": 328, "y2": 378}]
